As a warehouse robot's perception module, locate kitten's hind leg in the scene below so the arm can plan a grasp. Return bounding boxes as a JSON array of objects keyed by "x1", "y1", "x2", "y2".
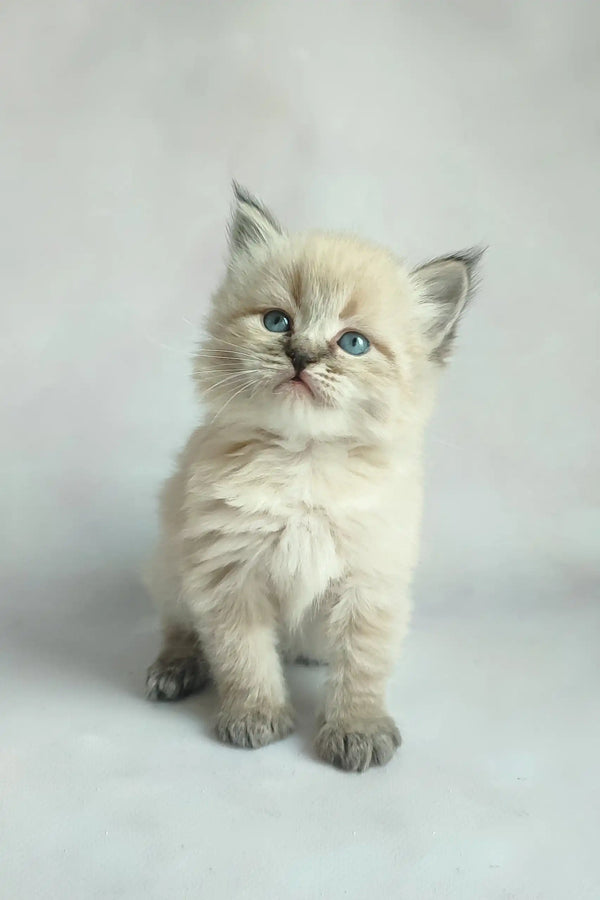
[{"x1": 146, "y1": 624, "x2": 210, "y2": 701}]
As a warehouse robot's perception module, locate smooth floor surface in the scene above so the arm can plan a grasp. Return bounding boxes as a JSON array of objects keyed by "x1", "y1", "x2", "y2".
[{"x1": 2, "y1": 2, "x2": 599, "y2": 898}]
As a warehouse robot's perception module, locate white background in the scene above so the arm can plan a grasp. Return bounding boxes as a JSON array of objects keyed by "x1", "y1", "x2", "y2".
[{"x1": 2, "y1": 1, "x2": 599, "y2": 897}]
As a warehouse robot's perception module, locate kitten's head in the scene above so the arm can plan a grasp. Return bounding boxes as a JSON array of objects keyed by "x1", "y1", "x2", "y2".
[{"x1": 195, "y1": 184, "x2": 481, "y2": 442}]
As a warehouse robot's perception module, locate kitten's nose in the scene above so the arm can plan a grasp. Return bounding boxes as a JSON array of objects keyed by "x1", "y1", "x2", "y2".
[{"x1": 287, "y1": 348, "x2": 315, "y2": 374}]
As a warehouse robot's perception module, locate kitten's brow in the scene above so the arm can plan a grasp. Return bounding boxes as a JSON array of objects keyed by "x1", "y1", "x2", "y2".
[{"x1": 228, "y1": 305, "x2": 295, "y2": 321}]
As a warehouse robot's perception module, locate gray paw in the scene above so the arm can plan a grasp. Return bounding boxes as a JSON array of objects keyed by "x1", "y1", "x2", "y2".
[
  {"x1": 146, "y1": 655, "x2": 209, "y2": 701},
  {"x1": 315, "y1": 716, "x2": 401, "y2": 772},
  {"x1": 216, "y1": 705, "x2": 294, "y2": 749}
]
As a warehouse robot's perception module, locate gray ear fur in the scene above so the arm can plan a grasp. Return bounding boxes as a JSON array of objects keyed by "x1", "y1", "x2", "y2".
[
  {"x1": 228, "y1": 182, "x2": 283, "y2": 257},
  {"x1": 412, "y1": 248, "x2": 484, "y2": 364}
]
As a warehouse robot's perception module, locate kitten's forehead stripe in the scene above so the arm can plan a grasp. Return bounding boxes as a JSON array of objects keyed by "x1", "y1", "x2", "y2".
[
  {"x1": 288, "y1": 263, "x2": 304, "y2": 307},
  {"x1": 340, "y1": 296, "x2": 360, "y2": 319}
]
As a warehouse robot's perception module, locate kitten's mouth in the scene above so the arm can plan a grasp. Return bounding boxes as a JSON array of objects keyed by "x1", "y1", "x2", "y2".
[{"x1": 276, "y1": 371, "x2": 315, "y2": 398}]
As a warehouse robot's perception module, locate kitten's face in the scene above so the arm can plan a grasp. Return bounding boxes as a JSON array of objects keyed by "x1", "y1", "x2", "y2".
[
  {"x1": 197, "y1": 236, "x2": 419, "y2": 438},
  {"x1": 194, "y1": 187, "x2": 479, "y2": 441}
]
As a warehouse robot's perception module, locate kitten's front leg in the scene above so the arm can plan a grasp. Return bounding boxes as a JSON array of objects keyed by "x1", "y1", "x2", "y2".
[
  {"x1": 316, "y1": 581, "x2": 405, "y2": 772},
  {"x1": 187, "y1": 573, "x2": 293, "y2": 749},
  {"x1": 146, "y1": 621, "x2": 210, "y2": 701}
]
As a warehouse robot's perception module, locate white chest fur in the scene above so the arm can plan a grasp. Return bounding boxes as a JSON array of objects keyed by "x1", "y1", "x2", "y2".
[
  {"x1": 269, "y1": 508, "x2": 343, "y2": 626},
  {"x1": 213, "y1": 442, "x2": 347, "y2": 624},
  {"x1": 187, "y1": 431, "x2": 396, "y2": 625}
]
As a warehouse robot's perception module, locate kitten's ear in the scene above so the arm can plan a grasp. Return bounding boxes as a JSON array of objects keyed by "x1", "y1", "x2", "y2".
[
  {"x1": 228, "y1": 182, "x2": 283, "y2": 259},
  {"x1": 411, "y1": 248, "x2": 484, "y2": 364}
]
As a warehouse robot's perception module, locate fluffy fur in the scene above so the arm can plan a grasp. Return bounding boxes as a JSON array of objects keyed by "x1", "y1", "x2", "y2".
[{"x1": 146, "y1": 185, "x2": 481, "y2": 771}]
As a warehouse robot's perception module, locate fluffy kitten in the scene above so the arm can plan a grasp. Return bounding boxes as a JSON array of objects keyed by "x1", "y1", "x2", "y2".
[{"x1": 146, "y1": 184, "x2": 481, "y2": 772}]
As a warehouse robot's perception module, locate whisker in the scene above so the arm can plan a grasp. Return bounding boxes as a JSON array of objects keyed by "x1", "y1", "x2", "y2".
[
  {"x1": 192, "y1": 360, "x2": 285, "y2": 375},
  {"x1": 192, "y1": 362, "x2": 248, "y2": 371},
  {"x1": 194, "y1": 348, "x2": 266, "y2": 364},
  {"x1": 201, "y1": 369, "x2": 264, "y2": 396},
  {"x1": 211, "y1": 338, "x2": 250, "y2": 351},
  {"x1": 192, "y1": 370, "x2": 248, "y2": 379},
  {"x1": 210, "y1": 377, "x2": 261, "y2": 424},
  {"x1": 194, "y1": 358, "x2": 269, "y2": 375},
  {"x1": 210, "y1": 338, "x2": 273, "y2": 361},
  {"x1": 194, "y1": 355, "x2": 262, "y2": 365},
  {"x1": 144, "y1": 334, "x2": 193, "y2": 355}
]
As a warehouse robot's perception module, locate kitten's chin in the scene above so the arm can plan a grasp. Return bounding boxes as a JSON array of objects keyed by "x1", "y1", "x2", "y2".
[{"x1": 206, "y1": 391, "x2": 348, "y2": 441}]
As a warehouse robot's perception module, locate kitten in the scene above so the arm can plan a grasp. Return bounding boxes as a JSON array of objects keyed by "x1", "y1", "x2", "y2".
[{"x1": 145, "y1": 184, "x2": 481, "y2": 772}]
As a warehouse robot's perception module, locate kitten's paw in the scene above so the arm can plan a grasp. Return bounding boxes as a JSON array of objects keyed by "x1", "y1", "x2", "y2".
[
  {"x1": 315, "y1": 716, "x2": 401, "y2": 772},
  {"x1": 216, "y1": 705, "x2": 294, "y2": 749},
  {"x1": 146, "y1": 655, "x2": 209, "y2": 701}
]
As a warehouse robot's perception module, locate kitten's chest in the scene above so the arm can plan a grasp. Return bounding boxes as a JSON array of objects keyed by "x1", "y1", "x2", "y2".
[
  {"x1": 213, "y1": 444, "x2": 358, "y2": 614},
  {"x1": 269, "y1": 508, "x2": 342, "y2": 623},
  {"x1": 199, "y1": 439, "x2": 389, "y2": 617},
  {"x1": 253, "y1": 452, "x2": 345, "y2": 614},
  {"x1": 214, "y1": 441, "x2": 382, "y2": 519}
]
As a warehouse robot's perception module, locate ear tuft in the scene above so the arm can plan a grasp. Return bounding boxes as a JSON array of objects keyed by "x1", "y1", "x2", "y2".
[
  {"x1": 412, "y1": 247, "x2": 484, "y2": 364},
  {"x1": 228, "y1": 182, "x2": 283, "y2": 258}
]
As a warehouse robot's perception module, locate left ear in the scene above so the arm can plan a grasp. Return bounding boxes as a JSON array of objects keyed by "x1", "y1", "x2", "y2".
[
  {"x1": 228, "y1": 182, "x2": 283, "y2": 260},
  {"x1": 411, "y1": 248, "x2": 484, "y2": 364}
]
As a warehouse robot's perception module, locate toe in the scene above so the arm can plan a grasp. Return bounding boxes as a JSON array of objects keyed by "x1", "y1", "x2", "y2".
[
  {"x1": 146, "y1": 656, "x2": 208, "y2": 701},
  {"x1": 315, "y1": 717, "x2": 401, "y2": 772},
  {"x1": 216, "y1": 706, "x2": 294, "y2": 749}
]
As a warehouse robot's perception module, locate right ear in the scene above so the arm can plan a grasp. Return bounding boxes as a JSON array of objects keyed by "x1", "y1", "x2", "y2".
[
  {"x1": 411, "y1": 248, "x2": 483, "y2": 364},
  {"x1": 228, "y1": 182, "x2": 283, "y2": 259}
]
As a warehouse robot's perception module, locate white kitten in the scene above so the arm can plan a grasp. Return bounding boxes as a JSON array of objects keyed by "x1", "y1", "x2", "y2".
[{"x1": 146, "y1": 184, "x2": 481, "y2": 771}]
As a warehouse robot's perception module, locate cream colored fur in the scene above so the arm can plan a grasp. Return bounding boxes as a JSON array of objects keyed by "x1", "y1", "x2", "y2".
[{"x1": 146, "y1": 186, "x2": 479, "y2": 771}]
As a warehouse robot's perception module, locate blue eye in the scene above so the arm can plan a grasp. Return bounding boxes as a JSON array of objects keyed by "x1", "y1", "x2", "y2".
[
  {"x1": 337, "y1": 331, "x2": 370, "y2": 356},
  {"x1": 263, "y1": 309, "x2": 292, "y2": 333}
]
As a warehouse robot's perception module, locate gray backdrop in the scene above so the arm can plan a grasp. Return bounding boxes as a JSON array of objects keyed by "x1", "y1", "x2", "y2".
[{"x1": 2, "y1": 1, "x2": 599, "y2": 898}]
